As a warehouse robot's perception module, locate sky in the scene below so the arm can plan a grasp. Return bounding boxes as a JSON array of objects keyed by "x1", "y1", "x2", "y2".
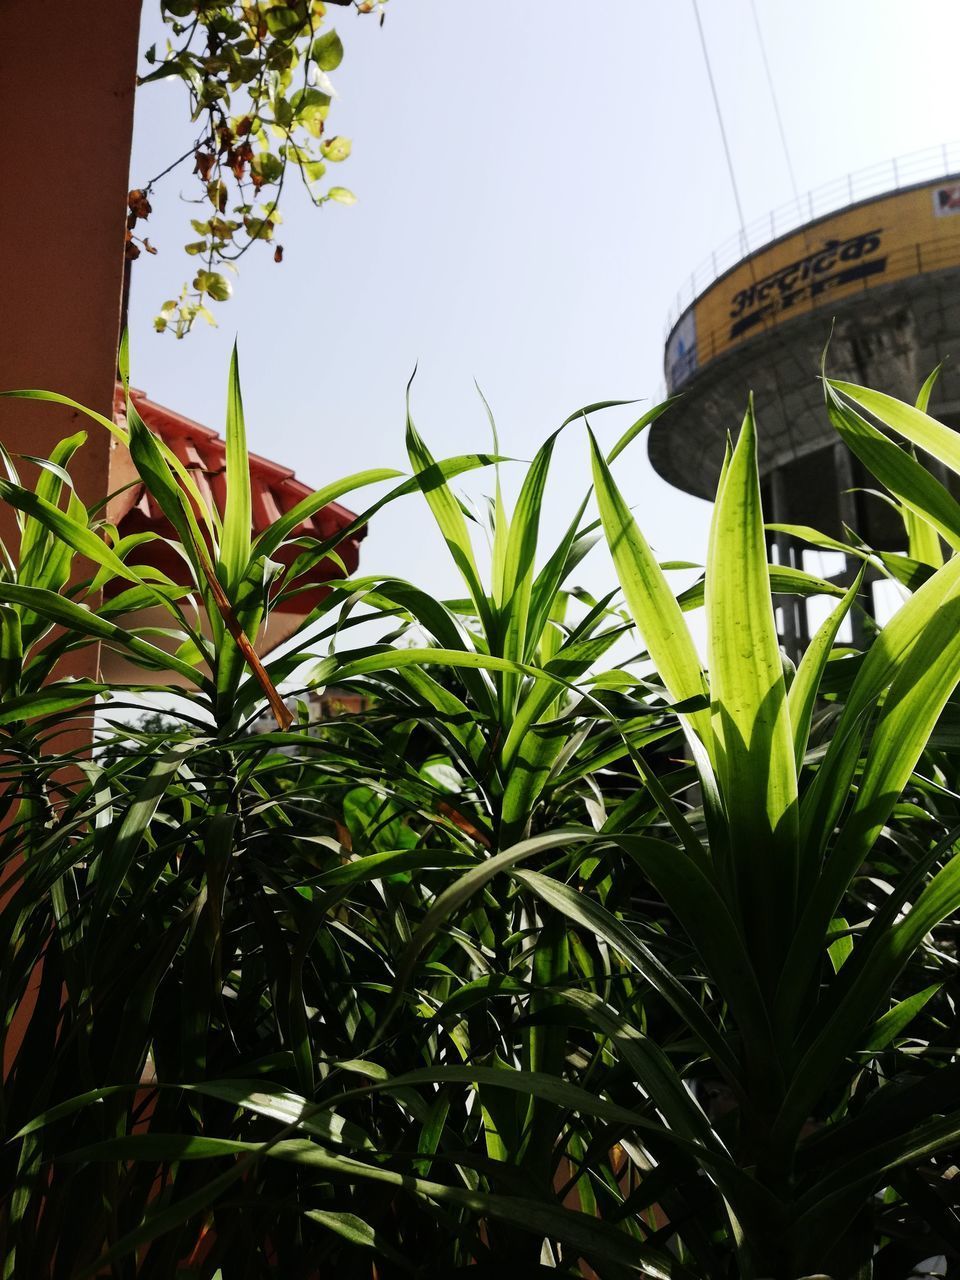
[{"x1": 125, "y1": 0, "x2": 960, "y2": 612}]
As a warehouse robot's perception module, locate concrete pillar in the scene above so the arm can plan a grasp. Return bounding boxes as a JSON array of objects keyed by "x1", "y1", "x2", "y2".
[
  {"x1": 768, "y1": 467, "x2": 804, "y2": 663},
  {"x1": 833, "y1": 442, "x2": 873, "y2": 649}
]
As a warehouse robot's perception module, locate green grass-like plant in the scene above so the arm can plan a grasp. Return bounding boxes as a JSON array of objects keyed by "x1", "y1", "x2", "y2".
[{"x1": 1, "y1": 357, "x2": 960, "y2": 1278}]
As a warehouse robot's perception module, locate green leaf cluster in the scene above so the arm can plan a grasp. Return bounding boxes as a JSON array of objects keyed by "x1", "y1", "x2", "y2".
[
  {"x1": 139, "y1": 1, "x2": 384, "y2": 337},
  {"x1": 3, "y1": 353, "x2": 960, "y2": 1278}
]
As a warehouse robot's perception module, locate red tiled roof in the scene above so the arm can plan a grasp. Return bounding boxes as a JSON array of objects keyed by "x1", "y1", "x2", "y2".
[{"x1": 108, "y1": 387, "x2": 365, "y2": 613}]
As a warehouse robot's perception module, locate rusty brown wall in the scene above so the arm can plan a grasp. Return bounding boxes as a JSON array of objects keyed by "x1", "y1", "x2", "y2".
[
  {"x1": 0, "y1": 0, "x2": 142, "y2": 566},
  {"x1": 0, "y1": 0, "x2": 143, "y2": 1075}
]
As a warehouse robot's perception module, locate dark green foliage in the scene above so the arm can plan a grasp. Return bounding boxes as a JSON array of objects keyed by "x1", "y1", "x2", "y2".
[{"x1": 1, "y1": 360, "x2": 959, "y2": 1278}]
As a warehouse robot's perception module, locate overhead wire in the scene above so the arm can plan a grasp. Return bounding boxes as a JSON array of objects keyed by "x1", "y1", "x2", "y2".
[
  {"x1": 688, "y1": 0, "x2": 809, "y2": 609},
  {"x1": 748, "y1": 0, "x2": 800, "y2": 203},
  {"x1": 690, "y1": 0, "x2": 748, "y2": 251}
]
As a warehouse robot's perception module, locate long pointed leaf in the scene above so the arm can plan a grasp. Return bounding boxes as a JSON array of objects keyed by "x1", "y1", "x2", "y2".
[
  {"x1": 221, "y1": 343, "x2": 252, "y2": 589},
  {"x1": 705, "y1": 397, "x2": 798, "y2": 972},
  {"x1": 589, "y1": 429, "x2": 711, "y2": 751}
]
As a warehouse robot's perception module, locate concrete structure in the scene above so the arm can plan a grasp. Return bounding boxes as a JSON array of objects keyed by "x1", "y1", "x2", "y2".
[{"x1": 652, "y1": 149, "x2": 960, "y2": 655}]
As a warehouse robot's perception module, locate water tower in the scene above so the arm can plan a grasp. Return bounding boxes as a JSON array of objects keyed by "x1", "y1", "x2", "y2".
[{"x1": 651, "y1": 146, "x2": 960, "y2": 655}]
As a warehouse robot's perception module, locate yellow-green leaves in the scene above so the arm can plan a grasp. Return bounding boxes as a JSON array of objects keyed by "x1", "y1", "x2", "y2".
[
  {"x1": 0, "y1": 479, "x2": 139, "y2": 591},
  {"x1": 705, "y1": 399, "x2": 798, "y2": 960},
  {"x1": 829, "y1": 378, "x2": 960, "y2": 477},
  {"x1": 221, "y1": 345, "x2": 252, "y2": 592},
  {"x1": 499, "y1": 431, "x2": 558, "y2": 714},
  {"x1": 144, "y1": 6, "x2": 378, "y2": 337},
  {"x1": 824, "y1": 384, "x2": 960, "y2": 552},
  {"x1": 788, "y1": 569, "x2": 863, "y2": 772},
  {"x1": 824, "y1": 581, "x2": 960, "y2": 922},
  {"x1": 0, "y1": 605, "x2": 21, "y2": 696},
  {"x1": 321, "y1": 136, "x2": 352, "y2": 163},
  {"x1": 588, "y1": 430, "x2": 711, "y2": 748},
  {"x1": 17, "y1": 431, "x2": 86, "y2": 595},
  {"x1": 312, "y1": 28, "x2": 344, "y2": 71},
  {"x1": 405, "y1": 403, "x2": 492, "y2": 635}
]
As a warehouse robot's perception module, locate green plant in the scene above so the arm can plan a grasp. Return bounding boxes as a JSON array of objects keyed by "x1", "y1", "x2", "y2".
[
  {"x1": 0, "y1": 352, "x2": 502, "y2": 1276},
  {"x1": 256, "y1": 388, "x2": 960, "y2": 1278},
  {"x1": 133, "y1": 0, "x2": 388, "y2": 336},
  {"x1": 4, "y1": 357, "x2": 960, "y2": 1279}
]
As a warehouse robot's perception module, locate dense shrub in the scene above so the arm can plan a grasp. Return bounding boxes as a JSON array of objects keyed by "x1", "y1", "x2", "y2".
[{"x1": 2, "y1": 358, "x2": 960, "y2": 1278}]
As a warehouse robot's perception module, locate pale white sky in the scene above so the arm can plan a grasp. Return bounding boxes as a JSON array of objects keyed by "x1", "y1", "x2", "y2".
[{"x1": 125, "y1": 1, "x2": 960, "y2": 609}]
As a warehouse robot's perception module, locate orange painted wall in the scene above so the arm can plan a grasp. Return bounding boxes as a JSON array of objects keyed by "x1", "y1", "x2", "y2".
[
  {"x1": 0, "y1": 0, "x2": 142, "y2": 592},
  {"x1": 0, "y1": 0, "x2": 143, "y2": 1075}
]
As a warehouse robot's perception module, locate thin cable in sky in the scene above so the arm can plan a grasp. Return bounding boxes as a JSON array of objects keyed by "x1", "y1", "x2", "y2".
[
  {"x1": 690, "y1": 0, "x2": 748, "y2": 249},
  {"x1": 749, "y1": 0, "x2": 800, "y2": 202}
]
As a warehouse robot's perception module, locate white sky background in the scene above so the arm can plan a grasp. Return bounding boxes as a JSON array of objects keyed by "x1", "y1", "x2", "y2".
[{"x1": 125, "y1": 1, "x2": 960, "y2": 617}]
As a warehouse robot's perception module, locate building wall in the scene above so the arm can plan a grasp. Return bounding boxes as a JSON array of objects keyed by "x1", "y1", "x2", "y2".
[
  {"x1": 0, "y1": 0, "x2": 143, "y2": 1077},
  {"x1": 0, "y1": 0, "x2": 142, "y2": 617}
]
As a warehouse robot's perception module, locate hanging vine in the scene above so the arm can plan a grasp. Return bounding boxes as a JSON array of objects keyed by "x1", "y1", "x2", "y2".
[{"x1": 128, "y1": 0, "x2": 387, "y2": 337}]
